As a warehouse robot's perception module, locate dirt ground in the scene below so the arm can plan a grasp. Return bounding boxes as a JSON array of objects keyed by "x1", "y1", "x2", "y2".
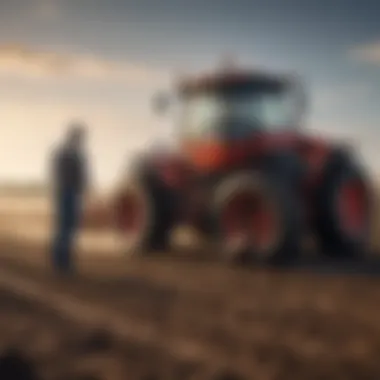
[
  {"x1": 1, "y1": 235, "x2": 380, "y2": 380},
  {"x1": 1, "y1": 192, "x2": 380, "y2": 379},
  {"x1": 0, "y1": 287, "x2": 213, "y2": 380}
]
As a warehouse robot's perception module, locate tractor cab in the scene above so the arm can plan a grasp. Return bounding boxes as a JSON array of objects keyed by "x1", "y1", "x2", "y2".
[
  {"x1": 179, "y1": 70, "x2": 303, "y2": 141},
  {"x1": 155, "y1": 67, "x2": 306, "y2": 172}
]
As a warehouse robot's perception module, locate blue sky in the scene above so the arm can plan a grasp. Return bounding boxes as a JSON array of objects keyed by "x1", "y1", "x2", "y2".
[{"x1": 0, "y1": 0, "x2": 379, "y2": 188}]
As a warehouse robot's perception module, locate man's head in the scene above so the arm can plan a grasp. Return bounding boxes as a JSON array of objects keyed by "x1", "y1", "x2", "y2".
[{"x1": 65, "y1": 121, "x2": 86, "y2": 149}]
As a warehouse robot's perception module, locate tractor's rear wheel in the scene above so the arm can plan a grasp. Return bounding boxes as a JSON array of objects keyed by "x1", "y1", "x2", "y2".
[
  {"x1": 113, "y1": 176, "x2": 176, "y2": 257},
  {"x1": 315, "y1": 151, "x2": 372, "y2": 258},
  {"x1": 210, "y1": 172, "x2": 302, "y2": 265}
]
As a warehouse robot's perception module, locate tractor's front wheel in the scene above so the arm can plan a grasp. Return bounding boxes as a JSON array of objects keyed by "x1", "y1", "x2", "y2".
[{"x1": 113, "y1": 177, "x2": 176, "y2": 257}]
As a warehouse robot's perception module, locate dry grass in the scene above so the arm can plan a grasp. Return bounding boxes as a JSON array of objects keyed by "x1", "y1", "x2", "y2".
[{"x1": 1, "y1": 188, "x2": 380, "y2": 252}]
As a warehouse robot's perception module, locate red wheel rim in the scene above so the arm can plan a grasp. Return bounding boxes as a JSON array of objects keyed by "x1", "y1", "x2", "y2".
[
  {"x1": 221, "y1": 191, "x2": 278, "y2": 252},
  {"x1": 115, "y1": 193, "x2": 144, "y2": 237},
  {"x1": 337, "y1": 179, "x2": 368, "y2": 237}
]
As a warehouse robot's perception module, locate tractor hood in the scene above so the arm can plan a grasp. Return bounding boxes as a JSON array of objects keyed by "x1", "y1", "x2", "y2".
[
  {"x1": 134, "y1": 131, "x2": 337, "y2": 189},
  {"x1": 181, "y1": 131, "x2": 304, "y2": 173},
  {"x1": 180, "y1": 130, "x2": 338, "y2": 175}
]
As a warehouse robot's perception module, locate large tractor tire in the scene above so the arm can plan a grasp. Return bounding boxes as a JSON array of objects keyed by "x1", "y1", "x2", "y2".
[
  {"x1": 314, "y1": 150, "x2": 372, "y2": 258},
  {"x1": 113, "y1": 173, "x2": 176, "y2": 257},
  {"x1": 209, "y1": 171, "x2": 303, "y2": 265}
]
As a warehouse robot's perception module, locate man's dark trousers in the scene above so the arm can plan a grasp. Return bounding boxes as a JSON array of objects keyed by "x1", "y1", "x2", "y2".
[{"x1": 52, "y1": 189, "x2": 81, "y2": 275}]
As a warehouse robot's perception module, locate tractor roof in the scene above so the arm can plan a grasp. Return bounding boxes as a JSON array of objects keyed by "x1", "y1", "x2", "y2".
[{"x1": 178, "y1": 68, "x2": 293, "y2": 95}]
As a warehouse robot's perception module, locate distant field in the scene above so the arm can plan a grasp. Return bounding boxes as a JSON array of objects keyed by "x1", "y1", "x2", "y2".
[
  {"x1": 0, "y1": 182, "x2": 47, "y2": 197},
  {"x1": 0, "y1": 188, "x2": 379, "y2": 253},
  {"x1": 0, "y1": 192, "x2": 198, "y2": 257},
  {"x1": 0, "y1": 192, "x2": 123, "y2": 256}
]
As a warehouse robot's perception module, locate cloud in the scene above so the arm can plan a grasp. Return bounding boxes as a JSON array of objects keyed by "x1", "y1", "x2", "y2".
[
  {"x1": 33, "y1": 0, "x2": 61, "y2": 22},
  {"x1": 0, "y1": 44, "x2": 169, "y2": 86},
  {"x1": 311, "y1": 83, "x2": 372, "y2": 117},
  {"x1": 349, "y1": 40, "x2": 380, "y2": 65}
]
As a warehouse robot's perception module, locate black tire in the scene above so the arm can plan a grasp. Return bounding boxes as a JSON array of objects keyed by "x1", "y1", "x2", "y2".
[
  {"x1": 314, "y1": 150, "x2": 372, "y2": 258},
  {"x1": 210, "y1": 171, "x2": 302, "y2": 266},
  {"x1": 114, "y1": 172, "x2": 176, "y2": 257}
]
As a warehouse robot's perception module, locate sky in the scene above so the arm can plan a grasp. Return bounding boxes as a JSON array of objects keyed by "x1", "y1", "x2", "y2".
[{"x1": 0, "y1": 0, "x2": 380, "y2": 189}]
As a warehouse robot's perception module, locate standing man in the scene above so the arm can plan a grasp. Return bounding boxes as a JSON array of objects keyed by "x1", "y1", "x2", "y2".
[{"x1": 50, "y1": 122, "x2": 89, "y2": 275}]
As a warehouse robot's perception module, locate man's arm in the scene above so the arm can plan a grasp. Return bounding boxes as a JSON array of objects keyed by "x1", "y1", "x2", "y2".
[
  {"x1": 49, "y1": 147, "x2": 61, "y2": 195},
  {"x1": 77, "y1": 152, "x2": 91, "y2": 195}
]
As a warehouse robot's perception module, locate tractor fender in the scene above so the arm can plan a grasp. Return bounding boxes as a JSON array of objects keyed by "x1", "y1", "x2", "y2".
[{"x1": 319, "y1": 146, "x2": 361, "y2": 178}]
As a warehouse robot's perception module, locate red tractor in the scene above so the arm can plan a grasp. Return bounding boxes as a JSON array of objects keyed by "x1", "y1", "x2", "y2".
[{"x1": 113, "y1": 66, "x2": 373, "y2": 265}]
